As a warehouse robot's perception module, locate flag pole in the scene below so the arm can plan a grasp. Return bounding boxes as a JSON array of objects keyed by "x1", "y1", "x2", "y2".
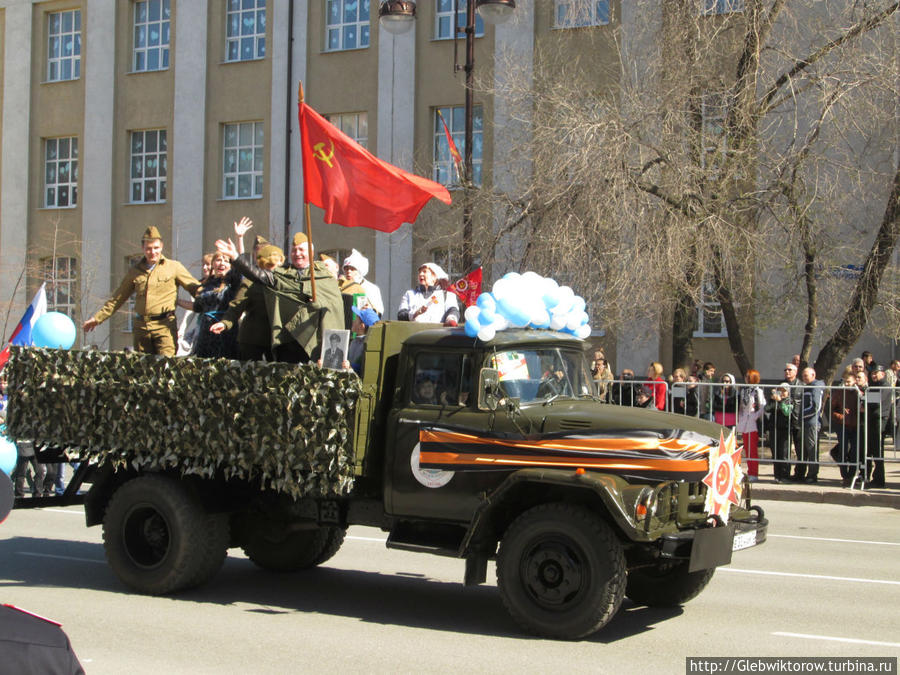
[{"x1": 299, "y1": 82, "x2": 317, "y2": 303}]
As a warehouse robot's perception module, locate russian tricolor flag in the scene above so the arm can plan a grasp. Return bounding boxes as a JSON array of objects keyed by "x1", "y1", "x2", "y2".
[{"x1": 0, "y1": 283, "x2": 47, "y2": 369}]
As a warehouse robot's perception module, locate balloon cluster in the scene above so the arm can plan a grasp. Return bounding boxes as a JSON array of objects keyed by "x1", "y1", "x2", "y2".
[{"x1": 463, "y1": 272, "x2": 591, "y2": 342}]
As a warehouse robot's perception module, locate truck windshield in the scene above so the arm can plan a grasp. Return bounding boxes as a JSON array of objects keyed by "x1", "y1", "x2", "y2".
[{"x1": 489, "y1": 347, "x2": 593, "y2": 403}]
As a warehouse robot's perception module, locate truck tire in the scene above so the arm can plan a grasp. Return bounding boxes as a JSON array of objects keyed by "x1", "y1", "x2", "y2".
[
  {"x1": 102, "y1": 475, "x2": 228, "y2": 595},
  {"x1": 625, "y1": 562, "x2": 715, "y2": 607},
  {"x1": 242, "y1": 525, "x2": 344, "y2": 572},
  {"x1": 497, "y1": 503, "x2": 626, "y2": 640}
]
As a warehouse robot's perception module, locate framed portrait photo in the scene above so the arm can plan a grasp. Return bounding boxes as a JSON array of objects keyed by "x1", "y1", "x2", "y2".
[{"x1": 321, "y1": 328, "x2": 350, "y2": 370}]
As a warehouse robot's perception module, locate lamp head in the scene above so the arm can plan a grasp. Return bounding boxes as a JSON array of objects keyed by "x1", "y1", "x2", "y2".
[
  {"x1": 379, "y1": 0, "x2": 416, "y2": 34},
  {"x1": 476, "y1": 0, "x2": 516, "y2": 24}
]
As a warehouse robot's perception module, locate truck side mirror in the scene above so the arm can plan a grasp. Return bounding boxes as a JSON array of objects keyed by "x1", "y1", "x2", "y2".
[{"x1": 479, "y1": 368, "x2": 501, "y2": 411}]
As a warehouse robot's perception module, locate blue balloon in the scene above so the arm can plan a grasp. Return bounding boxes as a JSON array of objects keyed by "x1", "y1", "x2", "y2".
[
  {"x1": 32, "y1": 312, "x2": 76, "y2": 350},
  {"x1": 476, "y1": 293, "x2": 496, "y2": 312},
  {"x1": 464, "y1": 321, "x2": 479, "y2": 338},
  {"x1": 0, "y1": 437, "x2": 17, "y2": 476}
]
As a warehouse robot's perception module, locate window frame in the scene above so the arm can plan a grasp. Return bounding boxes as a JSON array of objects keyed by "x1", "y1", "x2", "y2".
[
  {"x1": 434, "y1": 0, "x2": 484, "y2": 40},
  {"x1": 225, "y1": 0, "x2": 267, "y2": 63},
  {"x1": 46, "y1": 9, "x2": 82, "y2": 82},
  {"x1": 323, "y1": 112, "x2": 368, "y2": 149},
  {"x1": 694, "y1": 277, "x2": 728, "y2": 338},
  {"x1": 325, "y1": 0, "x2": 371, "y2": 52},
  {"x1": 133, "y1": 0, "x2": 171, "y2": 73},
  {"x1": 41, "y1": 256, "x2": 78, "y2": 318},
  {"x1": 554, "y1": 1, "x2": 611, "y2": 29},
  {"x1": 433, "y1": 105, "x2": 482, "y2": 188},
  {"x1": 222, "y1": 121, "x2": 265, "y2": 200},
  {"x1": 429, "y1": 246, "x2": 463, "y2": 282},
  {"x1": 700, "y1": 0, "x2": 744, "y2": 15},
  {"x1": 129, "y1": 129, "x2": 168, "y2": 204},
  {"x1": 43, "y1": 136, "x2": 79, "y2": 209}
]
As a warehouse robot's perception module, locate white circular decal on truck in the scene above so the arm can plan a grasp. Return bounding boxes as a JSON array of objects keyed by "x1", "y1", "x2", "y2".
[{"x1": 411, "y1": 443, "x2": 454, "y2": 488}]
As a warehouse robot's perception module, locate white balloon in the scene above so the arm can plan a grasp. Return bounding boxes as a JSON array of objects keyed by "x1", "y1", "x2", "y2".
[
  {"x1": 464, "y1": 305, "x2": 481, "y2": 323},
  {"x1": 477, "y1": 325, "x2": 496, "y2": 342},
  {"x1": 492, "y1": 278, "x2": 511, "y2": 300},
  {"x1": 550, "y1": 313, "x2": 567, "y2": 330},
  {"x1": 492, "y1": 315, "x2": 509, "y2": 331},
  {"x1": 575, "y1": 324, "x2": 592, "y2": 339},
  {"x1": 531, "y1": 307, "x2": 550, "y2": 327},
  {"x1": 566, "y1": 313, "x2": 582, "y2": 332},
  {"x1": 572, "y1": 296, "x2": 586, "y2": 314}
]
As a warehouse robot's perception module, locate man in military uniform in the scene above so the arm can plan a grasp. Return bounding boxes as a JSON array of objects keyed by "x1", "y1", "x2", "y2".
[
  {"x1": 83, "y1": 226, "x2": 200, "y2": 356},
  {"x1": 215, "y1": 232, "x2": 343, "y2": 363}
]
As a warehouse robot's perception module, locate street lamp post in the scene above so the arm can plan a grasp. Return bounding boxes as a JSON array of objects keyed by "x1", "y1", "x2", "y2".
[{"x1": 380, "y1": 0, "x2": 515, "y2": 275}]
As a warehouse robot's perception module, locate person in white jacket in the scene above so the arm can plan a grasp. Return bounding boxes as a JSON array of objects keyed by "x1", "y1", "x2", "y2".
[
  {"x1": 397, "y1": 263, "x2": 460, "y2": 325},
  {"x1": 341, "y1": 249, "x2": 384, "y2": 317},
  {"x1": 736, "y1": 369, "x2": 766, "y2": 482}
]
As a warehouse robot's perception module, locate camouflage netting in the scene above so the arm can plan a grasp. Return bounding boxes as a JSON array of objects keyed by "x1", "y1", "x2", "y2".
[{"x1": 4, "y1": 346, "x2": 360, "y2": 498}]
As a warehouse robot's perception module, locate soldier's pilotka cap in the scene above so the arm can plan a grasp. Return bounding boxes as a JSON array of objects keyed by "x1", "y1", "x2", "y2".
[
  {"x1": 292, "y1": 232, "x2": 308, "y2": 246},
  {"x1": 142, "y1": 226, "x2": 162, "y2": 242},
  {"x1": 253, "y1": 234, "x2": 269, "y2": 248}
]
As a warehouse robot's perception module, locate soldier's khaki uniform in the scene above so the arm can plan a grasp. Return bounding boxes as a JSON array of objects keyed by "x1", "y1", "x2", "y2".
[{"x1": 90, "y1": 256, "x2": 200, "y2": 356}]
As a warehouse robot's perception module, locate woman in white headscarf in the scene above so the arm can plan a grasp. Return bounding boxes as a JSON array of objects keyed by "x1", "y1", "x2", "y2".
[
  {"x1": 397, "y1": 262, "x2": 459, "y2": 325},
  {"x1": 341, "y1": 249, "x2": 384, "y2": 316}
]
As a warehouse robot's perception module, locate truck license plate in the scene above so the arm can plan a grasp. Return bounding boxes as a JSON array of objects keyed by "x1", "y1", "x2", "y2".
[{"x1": 732, "y1": 530, "x2": 757, "y2": 551}]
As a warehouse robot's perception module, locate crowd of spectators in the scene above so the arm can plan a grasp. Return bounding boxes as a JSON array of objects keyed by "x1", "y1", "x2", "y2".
[{"x1": 594, "y1": 349, "x2": 899, "y2": 489}]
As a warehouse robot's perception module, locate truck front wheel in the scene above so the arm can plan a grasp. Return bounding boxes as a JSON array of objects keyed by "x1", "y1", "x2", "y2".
[
  {"x1": 102, "y1": 475, "x2": 228, "y2": 595},
  {"x1": 497, "y1": 503, "x2": 626, "y2": 640},
  {"x1": 626, "y1": 562, "x2": 715, "y2": 607},
  {"x1": 242, "y1": 525, "x2": 345, "y2": 572}
]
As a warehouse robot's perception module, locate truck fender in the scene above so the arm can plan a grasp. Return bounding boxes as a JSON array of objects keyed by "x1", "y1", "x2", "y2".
[{"x1": 459, "y1": 469, "x2": 651, "y2": 585}]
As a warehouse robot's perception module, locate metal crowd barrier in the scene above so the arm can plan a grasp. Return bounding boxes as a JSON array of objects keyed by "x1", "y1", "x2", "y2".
[{"x1": 594, "y1": 378, "x2": 898, "y2": 488}]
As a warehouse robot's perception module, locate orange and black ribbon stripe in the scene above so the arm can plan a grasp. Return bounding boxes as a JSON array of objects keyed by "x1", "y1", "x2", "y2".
[{"x1": 418, "y1": 426, "x2": 713, "y2": 481}]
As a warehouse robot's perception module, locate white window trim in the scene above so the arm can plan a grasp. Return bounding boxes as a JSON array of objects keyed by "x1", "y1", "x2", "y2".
[
  {"x1": 43, "y1": 136, "x2": 79, "y2": 209},
  {"x1": 701, "y1": 93, "x2": 728, "y2": 172},
  {"x1": 701, "y1": 0, "x2": 745, "y2": 16},
  {"x1": 554, "y1": 1, "x2": 611, "y2": 29},
  {"x1": 694, "y1": 278, "x2": 729, "y2": 338},
  {"x1": 434, "y1": 2, "x2": 484, "y2": 40},
  {"x1": 324, "y1": 112, "x2": 368, "y2": 148},
  {"x1": 42, "y1": 256, "x2": 78, "y2": 317},
  {"x1": 325, "y1": 0, "x2": 371, "y2": 52},
  {"x1": 225, "y1": 0, "x2": 266, "y2": 63},
  {"x1": 430, "y1": 246, "x2": 462, "y2": 281},
  {"x1": 133, "y1": 0, "x2": 171, "y2": 73},
  {"x1": 130, "y1": 129, "x2": 168, "y2": 204},
  {"x1": 222, "y1": 121, "x2": 264, "y2": 200},
  {"x1": 433, "y1": 105, "x2": 482, "y2": 188},
  {"x1": 46, "y1": 9, "x2": 82, "y2": 82}
]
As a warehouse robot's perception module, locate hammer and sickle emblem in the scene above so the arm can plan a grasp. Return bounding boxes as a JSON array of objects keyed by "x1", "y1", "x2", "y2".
[{"x1": 313, "y1": 141, "x2": 335, "y2": 168}]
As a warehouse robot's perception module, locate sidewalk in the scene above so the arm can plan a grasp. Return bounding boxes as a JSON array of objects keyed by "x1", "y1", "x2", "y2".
[{"x1": 747, "y1": 456, "x2": 899, "y2": 509}]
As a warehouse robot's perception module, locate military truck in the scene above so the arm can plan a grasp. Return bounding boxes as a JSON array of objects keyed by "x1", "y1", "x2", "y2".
[{"x1": 7, "y1": 323, "x2": 766, "y2": 640}]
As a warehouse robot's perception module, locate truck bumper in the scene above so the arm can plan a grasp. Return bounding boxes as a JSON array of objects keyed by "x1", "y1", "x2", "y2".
[{"x1": 658, "y1": 505, "x2": 768, "y2": 572}]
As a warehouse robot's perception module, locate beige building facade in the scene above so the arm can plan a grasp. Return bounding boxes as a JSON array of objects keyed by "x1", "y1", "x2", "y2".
[{"x1": 0, "y1": 0, "x2": 895, "y2": 374}]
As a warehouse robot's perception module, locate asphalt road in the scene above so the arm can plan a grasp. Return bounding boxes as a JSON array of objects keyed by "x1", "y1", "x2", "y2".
[{"x1": 1, "y1": 500, "x2": 898, "y2": 674}]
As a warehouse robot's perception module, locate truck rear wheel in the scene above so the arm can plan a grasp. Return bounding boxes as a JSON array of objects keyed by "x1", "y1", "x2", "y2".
[
  {"x1": 497, "y1": 503, "x2": 625, "y2": 640},
  {"x1": 626, "y1": 562, "x2": 715, "y2": 607},
  {"x1": 242, "y1": 525, "x2": 345, "y2": 572},
  {"x1": 102, "y1": 475, "x2": 228, "y2": 595}
]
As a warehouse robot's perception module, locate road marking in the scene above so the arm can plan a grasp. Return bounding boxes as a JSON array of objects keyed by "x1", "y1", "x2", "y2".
[
  {"x1": 44, "y1": 508, "x2": 83, "y2": 515},
  {"x1": 18, "y1": 552, "x2": 105, "y2": 565},
  {"x1": 347, "y1": 535, "x2": 387, "y2": 543},
  {"x1": 719, "y1": 567, "x2": 900, "y2": 586},
  {"x1": 773, "y1": 632, "x2": 900, "y2": 648},
  {"x1": 769, "y1": 534, "x2": 900, "y2": 547}
]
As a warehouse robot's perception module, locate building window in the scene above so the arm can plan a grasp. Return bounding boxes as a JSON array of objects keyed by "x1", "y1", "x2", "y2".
[
  {"x1": 701, "y1": 93, "x2": 728, "y2": 172},
  {"x1": 223, "y1": 122, "x2": 264, "y2": 199},
  {"x1": 44, "y1": 137, "x2": 78, "y2": 208},
  {"x1": 430, "y1": 246, "x2": 462, "y2": 281},
  {"x1": 41, "y1": 257, "x2": 78, "y2": 318},
  {"x1": 322, "y1": 249, "x2": 351, "y2": 269},
  {"x1": 433, "y1": 105, "x2": 482, "y2": 187},
  {"x1": 324, "y1": 112, "x2": 368, "y2": 149},
  {"x1": 694, "y1": 277, "x2": 728, "y2": 337},
  {"x1": 326, "y1": 0, "x2": 370, "y2": 51},
  {"x1": 555, "y1": 1, "x2": 610, "y2": 28},
  {"x1": 130, "y1": 130, "x2": 167, "y2": 203},
  {"x1": 133, "y1": 0, "x2": 171, "y2": 72},
  {"x1": 47, "y1": 10, "x2": 82, "y2": 82},
  {"x1": 226, "y1": 0, "x2": 266, "y2": 62},
  {"x1": 701, "y1": 0, "x2": 744, "y2": 15},
  {"x1": 435, "y1": 0, "x2": 484, "y2": 39}
]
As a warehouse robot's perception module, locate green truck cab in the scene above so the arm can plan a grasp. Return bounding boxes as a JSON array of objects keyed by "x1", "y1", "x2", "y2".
[{"x1": 9, "y1": 323, "x2": 767, "y2": 640}]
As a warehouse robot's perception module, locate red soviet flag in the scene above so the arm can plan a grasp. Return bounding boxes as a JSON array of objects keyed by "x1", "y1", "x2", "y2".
[
  {"x1": 448, "y1": 267, "x2": 482, "y2": 307},
  {"x1": 300, "y1": 102, "x2": 452, "y2": 232}
]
